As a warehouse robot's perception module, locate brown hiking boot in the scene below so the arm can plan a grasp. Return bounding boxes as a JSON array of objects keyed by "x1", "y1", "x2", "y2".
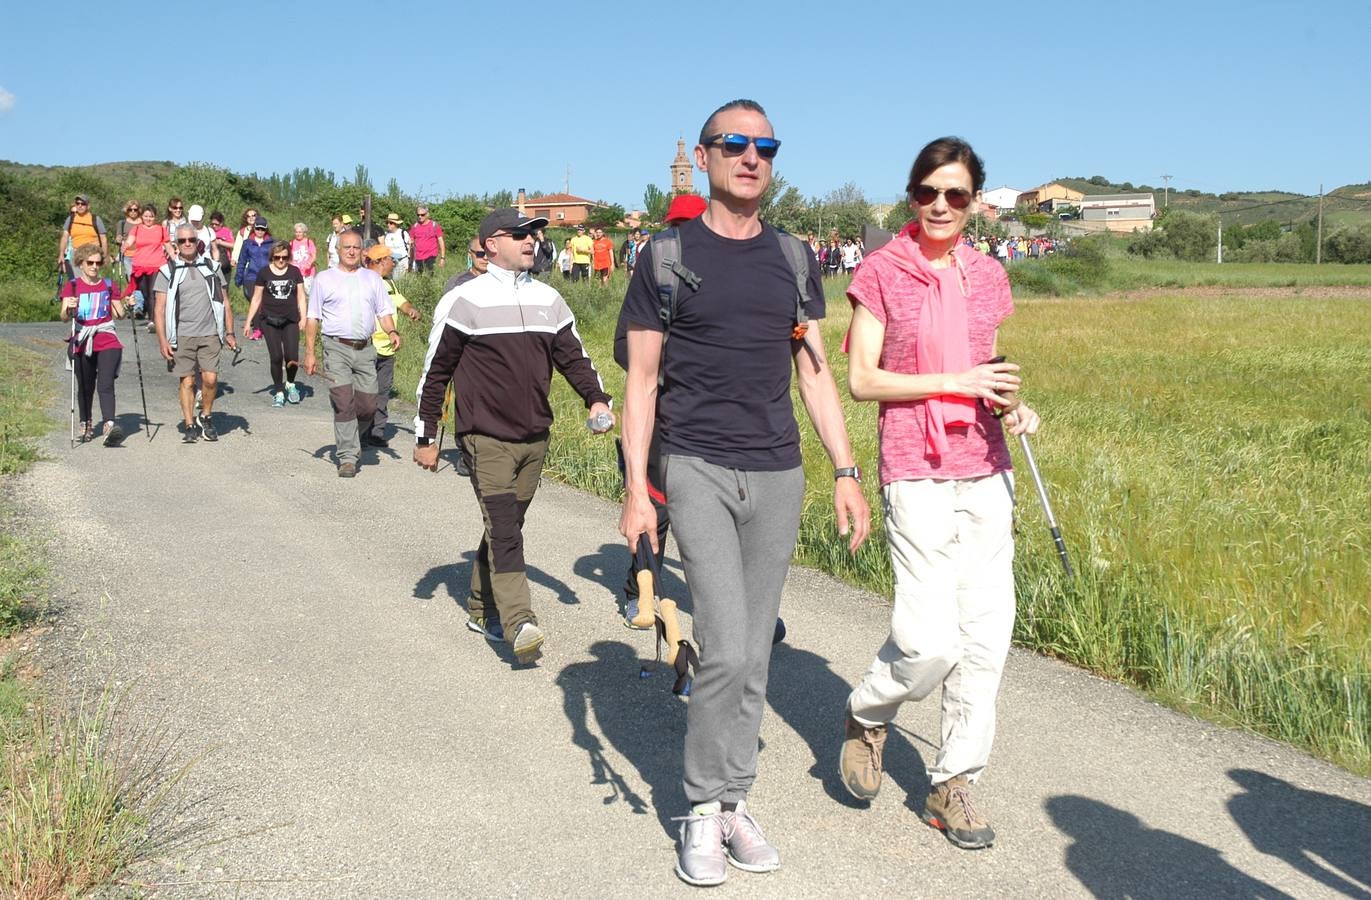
[
  {"x1": 838, "y1": 713, "x2": 887, "y2": 801},
  {"x1": 922, "y1": 776, "x2": 996, "y2": 849}
]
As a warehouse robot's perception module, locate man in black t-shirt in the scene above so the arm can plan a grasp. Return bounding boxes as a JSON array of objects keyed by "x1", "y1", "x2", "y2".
[{"x1": 617, "y1": 99, "x2": 870, "y2": 887}]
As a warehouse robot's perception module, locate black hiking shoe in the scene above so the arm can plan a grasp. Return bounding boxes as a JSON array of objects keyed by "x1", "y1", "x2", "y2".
[
  {"x1": 198, "y1": 416, "x2": 218, "y2": 442},
  {"x1": 182, "y1": 421, "x2": 200, "y2": 443}
]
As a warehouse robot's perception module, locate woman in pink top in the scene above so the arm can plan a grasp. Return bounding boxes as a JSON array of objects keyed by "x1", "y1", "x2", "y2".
[
  {"x1": 837, "y1": 137, "x2": 1040, "y2": 851},
  {"x1": 121, "y1": 203, "x2": 170, "y2": 320},
  {"x1": 290, "y1": 222, "x2": 317, "y2": 286},
  {"x1": 60, "y1": 242, "x2": 131, "y2": 445}
]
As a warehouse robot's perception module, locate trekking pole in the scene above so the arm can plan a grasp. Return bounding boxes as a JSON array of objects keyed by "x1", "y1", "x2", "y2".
[
  {"x1": 121, "y1": 272, "x2": 153, "y2": 441},
  {"x1": 68, "y1": 317, "x2": 77, "y2": 447},
  {"x1": 985, "y1": 355, "x2": 1073, "y2": 578},
  {"x1": 1016, "y1": 432, "x2": 1073, "y2": 578}
]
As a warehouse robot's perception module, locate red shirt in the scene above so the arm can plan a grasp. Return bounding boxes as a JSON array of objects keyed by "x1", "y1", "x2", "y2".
[
  {"x1": 592, "y1": 237, "x2": 613, "y2": 269},
  {"x1": 410, "y1": 219, "x2": 444, "y2": 260}
]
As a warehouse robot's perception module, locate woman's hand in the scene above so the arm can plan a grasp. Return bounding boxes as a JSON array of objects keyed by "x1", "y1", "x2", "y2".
[
  {"x1": 1001, "y1": 401, "x2": 1040, "y2": 436},
  {"x1": 949, "y1": 360, "x2": 1020, "y2": 406}
]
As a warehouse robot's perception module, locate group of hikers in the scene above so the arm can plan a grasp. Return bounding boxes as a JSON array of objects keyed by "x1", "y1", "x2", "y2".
[{"x1": 54, "y1": 99, "x2": 1042, "y2": 887}]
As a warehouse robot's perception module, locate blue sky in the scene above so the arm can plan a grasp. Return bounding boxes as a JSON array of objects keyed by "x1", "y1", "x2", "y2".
[{"x1": 1, "y1": 0, "x2": 1366, "y2": 209}]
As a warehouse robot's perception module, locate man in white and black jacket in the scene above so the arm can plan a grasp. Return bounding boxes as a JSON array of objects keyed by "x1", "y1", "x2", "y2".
[{"x1": 412, "y1": 208, "x2": 614, "y2": 664}]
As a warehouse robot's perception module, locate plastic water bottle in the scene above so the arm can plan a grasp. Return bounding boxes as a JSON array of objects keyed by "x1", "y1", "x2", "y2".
[{"x1": 587, "y1": 411, "x2": 613, "y2": 432}]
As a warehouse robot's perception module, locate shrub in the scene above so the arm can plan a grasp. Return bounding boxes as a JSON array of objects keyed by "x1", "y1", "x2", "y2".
[{"x1": 1128, "y1": 210, "x2": 1216, "y2": 262}]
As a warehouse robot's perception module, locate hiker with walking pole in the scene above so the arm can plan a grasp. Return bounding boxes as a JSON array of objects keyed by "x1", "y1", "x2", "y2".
[
  {"x1": 837, "y1": 137, "x2": 1039, "y2": 851},
  {"x1": 59, "y1": 243, "x2": 132, "y2": 446}
]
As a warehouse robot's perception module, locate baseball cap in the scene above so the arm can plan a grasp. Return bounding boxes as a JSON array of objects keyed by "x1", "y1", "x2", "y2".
[
  {"x1": 188, "y1": 204, "x2": 204, "y2": 221},
  {"x1": 253, "y1": 216, "x2": 269, "y2": 229},
  {"x1": 365, "y1": 245, "x2": 391, "y2": 262},
  {"x1": 341, "y1": 214, "x2": 355, "y2": 224},
  {"x1": 478, "y1": 208, "x2": 549, "y2": 245},
  {"x1": 74, "y1": 194, "x2": 90, "y2": 203},
  {"x1": 665, "y1": 194, "x2": 707, "y2": 224}
]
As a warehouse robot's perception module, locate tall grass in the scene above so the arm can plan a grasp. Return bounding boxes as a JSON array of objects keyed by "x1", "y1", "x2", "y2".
[{"x1": 0, "y1": 339, "x2": 201, "y2": 895}]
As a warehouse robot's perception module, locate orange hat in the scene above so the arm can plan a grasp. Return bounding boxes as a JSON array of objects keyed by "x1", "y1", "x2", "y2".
[{"x1": 365, "y1": 245, "x2": 392, "y2": 262}]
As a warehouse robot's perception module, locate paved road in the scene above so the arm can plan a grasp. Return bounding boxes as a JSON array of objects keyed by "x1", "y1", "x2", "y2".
[{"x1": 5, "y1": 321, "x2": 1368, "y2": 898}]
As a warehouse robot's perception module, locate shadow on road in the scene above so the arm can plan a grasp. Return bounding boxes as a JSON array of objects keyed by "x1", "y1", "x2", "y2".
[
  {"x1": 413, "y1": 552, "x2": 580, "y2": 609},
  {"x1": 572, "y1": 542, "x2": 692, "y2": 621},
  {"x1": 1046, "y1": 795, "x2": 1296, "y2": 899},
  {"x1": 767, "y1": 643, "x2": 930, "y2": 810},
  {"x1": 557, "y1": 640, "x2": 687, "y2": 836},
  {"x1": 208, "y1": 411, "x2": 251, "y2": 436},
  {"x1": 1227, "y1": 768, "x2": 1371, "y2": 899}
]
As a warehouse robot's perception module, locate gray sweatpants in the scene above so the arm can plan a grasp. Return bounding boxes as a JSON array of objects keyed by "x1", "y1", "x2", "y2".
[
  {"x1": 322, "y1": 339, "x2": 378, "y2": 465},
  {"x1": 665, "y1": 454, "x2": 804, "y2": 805}
]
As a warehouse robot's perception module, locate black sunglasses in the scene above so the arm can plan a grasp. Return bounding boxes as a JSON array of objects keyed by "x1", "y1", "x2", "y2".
[
  {"x1": 496, "y1": 230, "x2": 532, "y2": 241},
  {"x1": 176, "y1": 237, "x2": 199, "y2": 244},
  {"x1": 253, "y1": 226, "x2": 268, "y2": 231},
  {"x1": 271, "y1": 253, "x2": 290, "y2": 260},
  {"x1": 82, "y1": 258, "x2": 104, "y2": 266},
  {"x1": 702, "y1": 132, "x2": 781, "y2": 159},
  {"x1": 912, "y1": 185, "x2": 974, "y2": 210},
  {"x1": 471, "y1": 249, "x2": 487, "y2": 258}
]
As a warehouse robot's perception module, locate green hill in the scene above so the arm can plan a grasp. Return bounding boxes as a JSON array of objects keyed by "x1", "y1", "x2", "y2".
[{"x1": 1053, "y1": 176, "x2": 1371, "y2": 228}]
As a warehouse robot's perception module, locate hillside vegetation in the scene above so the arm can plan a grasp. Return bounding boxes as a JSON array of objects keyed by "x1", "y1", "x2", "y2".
[{"x1": 1053, "y1": 175, "x2": 1371, "y2": 228}]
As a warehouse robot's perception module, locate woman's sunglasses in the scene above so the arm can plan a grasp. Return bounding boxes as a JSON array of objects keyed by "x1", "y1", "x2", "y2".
[
  {"x1": 912, "y1": 185, "x2": 974, "y2": 210},
  {"x1": 702, "y1": 132, "x2": 781, "y2": 160}
]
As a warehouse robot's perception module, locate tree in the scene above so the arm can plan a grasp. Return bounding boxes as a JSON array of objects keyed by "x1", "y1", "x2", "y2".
[
  {"x1": 643, "y1": 184, "x2": 669, "y2": 223},
  {"x1": 1127, "y1": 210, "x2": 1216, "y2": 261},
  {"x1": 583, "y1": 203, "x2": 627, "y2": 229},
  {"x1": 813, "y1": 181, "x2": 875, "y2": 239},
  {"x1": 1088, "y1": 175, "x2": 1110, "y2": 186},
  {"x1": 883, "y1": 201, "x2": 915, "y2": 233},
  {"x1": 1019, "y1": 211, "x2": 1052, "y2": 235},
  {"x1": 760, "y1": 174, "x2": 808, "y2": 233}
]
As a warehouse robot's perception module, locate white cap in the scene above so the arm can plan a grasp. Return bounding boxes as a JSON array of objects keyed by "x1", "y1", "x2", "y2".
[{"x1": 187, "y1": 204, "x2": 204, "y2": 221}]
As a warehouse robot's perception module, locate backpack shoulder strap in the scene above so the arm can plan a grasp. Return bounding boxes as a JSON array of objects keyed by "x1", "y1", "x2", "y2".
[
  {"x1": 775, "y1": 231, "x2": 812, "y2": 337},
  {"x1": 649, "y1": 227, "x2": 702, "y2": 332}
]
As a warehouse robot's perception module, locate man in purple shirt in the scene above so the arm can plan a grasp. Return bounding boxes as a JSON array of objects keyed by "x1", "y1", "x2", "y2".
[{"x1": 303, "y1": 231, "x2": 400, "y2": 477}]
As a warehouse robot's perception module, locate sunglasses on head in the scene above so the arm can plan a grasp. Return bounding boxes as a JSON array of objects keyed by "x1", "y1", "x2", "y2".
[
  {"x1": 702, "y1": 132, "x2": 781, "y2": 159},
  {"x1": 912, "y1": 185, "x2": 974, "y2": 210}
]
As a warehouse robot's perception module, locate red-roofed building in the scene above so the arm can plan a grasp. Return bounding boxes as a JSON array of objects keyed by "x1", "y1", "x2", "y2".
[{"x1": 522, "y1": 192, "x2": 608, "y2": 227}]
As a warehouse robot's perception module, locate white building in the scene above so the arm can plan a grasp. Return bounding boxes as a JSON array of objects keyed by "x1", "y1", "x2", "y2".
[
  {"x1": 980, "y1": 186, "x2": 1025, "y2": 213},
  {"x1": 1078, "y1": 193, "x2": 1156, "y2": 232}
]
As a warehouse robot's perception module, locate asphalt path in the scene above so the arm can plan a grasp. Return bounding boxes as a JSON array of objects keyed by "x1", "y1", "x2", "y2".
[{"x1": 5, "y1": 320, "x2": 1368, "y2": 898}]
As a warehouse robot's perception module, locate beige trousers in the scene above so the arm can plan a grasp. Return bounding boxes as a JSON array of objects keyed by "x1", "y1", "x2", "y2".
[{"x1": 848, "y1": 473, "x2": 1016, "y2": 785}]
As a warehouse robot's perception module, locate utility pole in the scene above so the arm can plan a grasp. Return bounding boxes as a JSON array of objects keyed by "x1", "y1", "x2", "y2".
[
  {"x1": 1161, "y1": 174, "x2": 1172, "y2": 207},
  {"x1": 1316, "y1": 183, "x2": 1324, "y2": 265},
  {"x1": 565, "y1": 165, "x2": 571, "y2": 195},
  {"x1": 1217, "y1": 219, "x2": 1223, "y2": 264}
]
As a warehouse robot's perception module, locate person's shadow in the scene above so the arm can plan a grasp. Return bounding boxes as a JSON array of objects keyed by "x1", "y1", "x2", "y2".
[
  {"x1": 1046, "y1": 795, "x2": 1296, "y2": 899},
  {"x1": 414, "y1": 552, "x2": 581, "y2": 609},
  {"x1": 556, "y1": 640, "x2": 688, "y2": 836},
  {"x1": 766, "y1": 643, "x2": 930, "y2": 810},
  {"x1": 208, "y1": 411, "x2": 251, "y2": 436},
  {"x1": 1227, "y1": 768, "x2": 1371, "y2": 899},
  {"x1": 573, "y1": 542, "x2": 693, "y2": 621}
]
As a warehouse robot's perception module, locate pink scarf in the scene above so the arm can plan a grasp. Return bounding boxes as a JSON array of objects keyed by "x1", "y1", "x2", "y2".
[{"x1": 873, "y1": 223, "x2": 976, "y2": 459}]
